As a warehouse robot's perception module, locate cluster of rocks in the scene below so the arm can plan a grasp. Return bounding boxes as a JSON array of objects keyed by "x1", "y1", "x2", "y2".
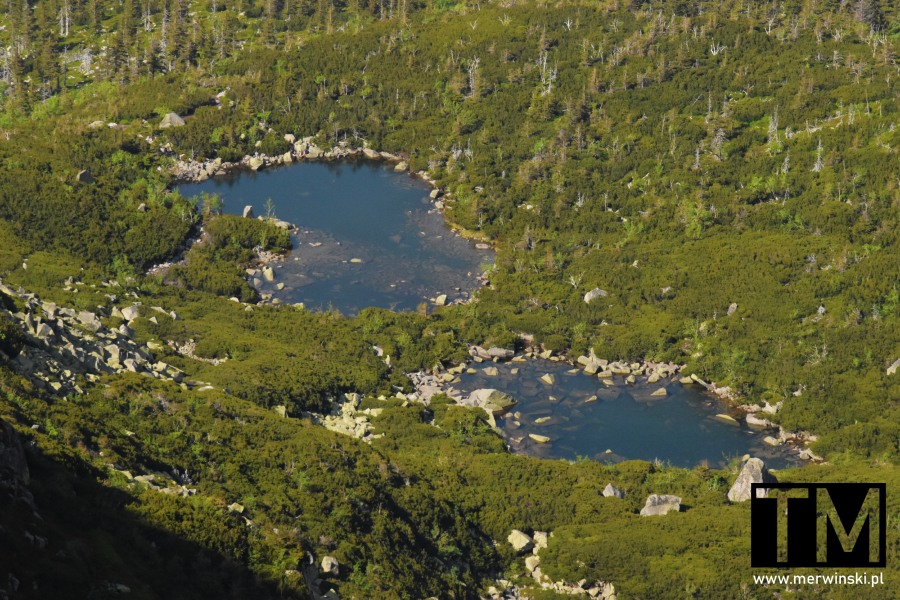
[
  {"x1": 0, "y1": 280, "x2": 195, "y2": 396},
  {"x1": 302, "y1": 393, "x2": 384, "y2": 443},
  {"x1": 498, "y1": 530, "x2": 617, "y2": 599},
  {"x1": 108, "y1": 468, "x2": 198, "y2": 499},
  {"x1": 166, "y1": 338, "x2": 227, "y2": 366},
  {"x1": 405, "y1": 346, "x2": 681, "y2": 410},
  {"x1": 599, "y1": 482, "x2": 680, "y2": 517},
  {"x1": 284, "y1": 552, "x2": 340, "y2": 600},
  {"x1": 240, "y1": 205, "x2": 296, "y2": 233},
  {"x1": 737, "y1": 401, "x2": 822, "y2": 461},
  {"x1": 676, "y1": 372, "x2": 735, "y2": 401},
  {"x1": 574, "y1": 350, "x2": 682, "y2": 387}
]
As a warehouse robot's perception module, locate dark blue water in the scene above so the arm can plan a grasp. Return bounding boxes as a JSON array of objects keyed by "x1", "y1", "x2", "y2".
[
  {"x1": 454, "y1": 361, "x2": 798, "y2": 469},
  {"x1": 179, "y1": 161, "x2": 494, "y2": 314}
]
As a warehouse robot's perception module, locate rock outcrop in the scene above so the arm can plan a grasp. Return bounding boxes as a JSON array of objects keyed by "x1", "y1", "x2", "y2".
[
  {"x1": 306, "y1": 393, "x2": 384, "y2": 443},
  {"x1": 0, "y1": 279, "x2": 195, "y2": 396},
  {"x1": 504, "y1": 529, "x2": 617, "y2": 600},
  {"x1": 727, "y1": 458, "x2": 777, "y2": 503}
]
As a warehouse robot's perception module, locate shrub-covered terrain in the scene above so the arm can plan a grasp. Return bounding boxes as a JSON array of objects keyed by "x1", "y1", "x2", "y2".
[{"x1": 0, "y1": 0, "x2": 898, "y2": 598}]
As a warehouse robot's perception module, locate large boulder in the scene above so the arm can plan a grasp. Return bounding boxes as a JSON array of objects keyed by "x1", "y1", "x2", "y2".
[
  {"x1": 468, "y1": 388, "x2": 517, "y2": 415},
  {"x1": 121, "y1": 305, "x2": 140, "y2": 322},
  {"x1": 248, "y1": 156, "x2": 265, "y2": 171},
  {"x1": 887, "y1": 358, "x2": 900, "y2": 376},
  {"x1": 77, "y1": 310, "x2": 102, "y2": 332},
  {"x1": 159, "y1": 113, "x2": 186, "y2": 128},
  {"x1": 727, "y1": 458, "x2": 778, "y2": 503},
  {"x1": 321, "y1": 556, "x2": 339, "y2": 575},
  {"x1": 583, "y1": 288, "x2": 608, "y2": 303},
  {"x1": 639, "y1": 494, "x2": 681, "y2": 516},
  {"x1": 602, "y1": 483, "x2": 625, "y2": 499},
  {"x1": 486, "y1": 347, "x2": 515, "y2": 360},
  {"x1": 76, "y1": 169, "x2": 94, "y2": 184},
  {"x1": 243, "y1": 205, "x2": 255, "y2": 219},
  {"x1": 507, "y1": 529, "x2": 533, "y2": 554}
]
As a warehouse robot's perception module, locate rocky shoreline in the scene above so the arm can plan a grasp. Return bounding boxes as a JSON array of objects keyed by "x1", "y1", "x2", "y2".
[{"x1": 170, "y1": 135, "x2": 439, "y2": 198}]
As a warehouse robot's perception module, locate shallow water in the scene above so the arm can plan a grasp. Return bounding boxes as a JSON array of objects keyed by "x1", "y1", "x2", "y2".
[
  {"x1": 179, "y1": 161, "x2": 494, "y2": 314},
  {"x1": 452, "y1": 360, "x2": 799, "y2": 469}
]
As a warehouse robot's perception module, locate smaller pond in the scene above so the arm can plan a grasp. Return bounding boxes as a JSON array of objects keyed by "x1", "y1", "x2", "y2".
[
  {"x1": 178, "y1": 161, "x2": 494, "y2": 314},
  {"x1": 452, "y1": 360, "x2": 799, "y2": 469}
]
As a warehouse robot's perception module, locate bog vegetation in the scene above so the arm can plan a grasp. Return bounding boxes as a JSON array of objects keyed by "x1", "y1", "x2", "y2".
[{"x1": 0, "y1": 0, "x2": 898, "y2": 597}]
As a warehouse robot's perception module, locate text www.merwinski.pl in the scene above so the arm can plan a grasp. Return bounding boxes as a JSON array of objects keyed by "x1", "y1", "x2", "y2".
[{"x1": 754, "y1": 572, "x2": 884, "y2": 587}]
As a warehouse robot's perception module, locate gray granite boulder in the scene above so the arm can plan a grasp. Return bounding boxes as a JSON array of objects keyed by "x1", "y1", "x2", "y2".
[
  {"x1": 639, "y1": 494, "x2": 681, "y2": 516},
  {"x1": 507, "y1": 529, "x2": 533, "y2": 554},
  {"x1": 727, "y1": 457, "x2": 777, "y2": 503},
  {"x1": 602, "y1": 483, "x2": 625, "y2": 499}
]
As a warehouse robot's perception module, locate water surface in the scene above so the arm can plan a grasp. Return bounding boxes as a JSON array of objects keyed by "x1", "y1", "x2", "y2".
[
  {"x1": 453, "y1": 360, "x2": 798, "y2": 469},
  {"x1": 179, "y1": 161, "x2": 494, "y2": 314}
]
